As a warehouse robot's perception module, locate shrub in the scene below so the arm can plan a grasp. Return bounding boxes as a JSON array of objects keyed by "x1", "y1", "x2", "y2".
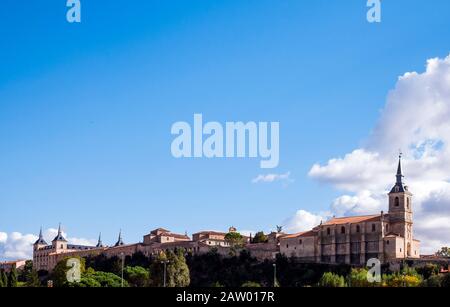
[
  {"x1": 319, "y1": 272, "x2": 346, "y2": 287},
  {"x1": 425, "y1": 274, "x2": 443, "y2": 287},
  {"x1": 241, "y1": 281, "x2": 262, "y2": 287}
]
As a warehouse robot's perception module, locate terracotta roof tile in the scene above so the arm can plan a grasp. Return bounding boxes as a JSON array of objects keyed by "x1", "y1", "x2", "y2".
[
  {"x1": 322, "y1": 214, "x2": 381, "y2": 226},
  {"x1": 282, "y1": 230, "x2": 315, "y2": 239}
]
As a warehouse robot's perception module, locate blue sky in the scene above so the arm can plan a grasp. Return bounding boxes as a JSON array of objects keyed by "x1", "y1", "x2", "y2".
[{"x1": 1, "y1": 0, "x2": 450, "y2": 250}]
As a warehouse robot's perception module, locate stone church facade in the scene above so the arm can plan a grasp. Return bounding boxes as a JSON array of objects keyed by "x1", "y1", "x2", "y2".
[{"x1": 279, "y1": 156, "x2": 421, "y2": 264}]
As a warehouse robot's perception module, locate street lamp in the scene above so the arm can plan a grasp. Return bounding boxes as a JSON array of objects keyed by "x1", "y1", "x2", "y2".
[
  {"x1": 161, "y1": 260, "x2": 170, "y2": 287},
  {"x1": 120, "y1": 252, "x2": 125, "y2": 288},
  {"x1": 273, "y1": 263, "x2": 277, "y2": 287}
]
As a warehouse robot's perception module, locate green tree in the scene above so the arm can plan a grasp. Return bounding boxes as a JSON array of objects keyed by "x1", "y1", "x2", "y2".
[
  {"x1": 1, "y1": 270, "x2": 8, "y2": 287},
  {"x1": 86, "y1": 271, "x2": 127, "y2": 287},
  {"x1": 26, "y1": 269, "x2": 41, "y2": 287},
  {"x1": 442, "y1": 273, "x2": 450, "y2": 288},
  {"x1": 436, "y1": 247, "x2": 450, "y2": 258},
  {"x1": 124, "y1": 266, "x2": 150, "y2": 287},
  {"x1": 167, "y1": 249, "x2": 190, "y2": 287},
  {"x1": 51, "y1": 256, "x2": 85, "y2": 287},
  {"x1": 416, "y1": 263, "x2": 439, "y2": 279},
  {"x1": 8, "y1": 267, "x2": 18, "y2": 287},
  {"x1": 225, "y1": 232, "x2": 244, "y2": 256},
  {"x1": 150, "y1": 250, "x2": 190, "y2": 287},
  {"x1": 318, "y1": 272, "x2": 346, "y2": 287},
  {"x1": 425, "y1": 274, "x2": 443, "y2": 287},
  {"x1": 150, "y1": 251, "x2": 168, "y2": 287},
  {"x1": 19, "y1": 260, "x2": 33, "y2": 282},
  {"x1": 0, "y1": 270, "x2": 4, "y2": 287},
  {"x1": 241, "y1": 281, "x2": 261, "y2": 287},
  {"x1": 66, "y1": 267, "x2": 127, "y2": 288},
  {"x1": 347, "y1": 269, "x2": 372, "y2": 287},
  {"x1": 251, "y1": 232, "x2": 268, "y2": 244},
  {"x1": 68, "y1": 276, "x2": 101, "y2": 287},
  {"x1": 225, "y1": 232, "x2": 244, "y2": 247}
]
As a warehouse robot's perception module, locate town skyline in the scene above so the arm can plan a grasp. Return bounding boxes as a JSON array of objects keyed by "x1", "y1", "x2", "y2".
[{"x1": 2, "y1": 1, "x2": 450, "y2": 261}]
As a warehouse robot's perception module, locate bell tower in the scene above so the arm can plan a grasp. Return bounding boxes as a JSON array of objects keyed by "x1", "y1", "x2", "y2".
[{"x1": 388, "y1": 154, "x2": 413, "y2": 257}]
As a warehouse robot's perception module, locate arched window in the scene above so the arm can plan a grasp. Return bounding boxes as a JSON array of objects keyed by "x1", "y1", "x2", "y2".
[
  {"x1": 372, "y1": 224, "x2": 376, "y2": 232},
  {"x1": 327, "y1": 228, "x2": 331, "y2": 235},
  {"x1": 356, "y1": 225, "x2": 360, "y2": 233},
  {"x1": 299, "y1": 239, "x2": 303, "y2": 245},
  {"x1": 341, "y1": 226, "x2": 346, "y2": 234},
  {"x1": 395, "y1": 197, "x2": 400, "y2": 207}
]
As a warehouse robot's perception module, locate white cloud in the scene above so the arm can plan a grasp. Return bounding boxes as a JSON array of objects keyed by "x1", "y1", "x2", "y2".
[
  {"x1": 286, "y1": 54, "x2": 450, "y2": 254},
  {"x1": 252, "y1": 172, "x2": 292, "y2": 184},
  {"x1": 0, "y1": 232, "x2": 7, "y2": 244},
  {"x1": 283, "y1": 210, "x2": 326, "y2": 233},
  {"x1": 331, "y1": 190, "x2": 384, "y2": 217},
  {"x1": 0, "y1": 232, "x2": 37, "y2": 260},
  {"x1": 0, "y1": 229, "x2": 96, "y2": 261}
]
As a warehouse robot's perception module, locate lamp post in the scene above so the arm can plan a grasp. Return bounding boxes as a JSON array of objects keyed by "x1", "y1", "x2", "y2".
[
  {"x1": 273, "y1": 263, "x2": 277, "y2": 287},
  {"x1": 161, "y1": 260, "x2": 169, "y2": 287},
  {"x1": 120, "y1": 252, "x2": 125, "y2": 288}
]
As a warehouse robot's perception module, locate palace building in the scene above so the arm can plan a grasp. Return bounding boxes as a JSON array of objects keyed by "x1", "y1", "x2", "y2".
[
  {"x1": 33, "y1": 226, "x2": 247, "y2": 272},
  {"x1": 33, "y1": 156, "x2": 420, "y2": 272}
]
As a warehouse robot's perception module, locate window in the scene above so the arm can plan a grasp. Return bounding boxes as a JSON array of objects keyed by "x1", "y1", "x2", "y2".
[
  {"x1": 356, "y1": 225, "x2": 360, "y2": 233},
  {"x1": 387, "y1": 240, "x2": 390, "y2": 245},
  {"x1": 372, "y1": 224, "x2": 376, "y2": 232},
  {"x1": 286, "y1": 244, "x2": 289, "y2": 249},
  {"x1": 327, "y1": 228, "x2": 331, "y2": 235},
  {"x1": 341, "y1": 226, "x2": 346, "y2": 234},
  {"x1": 407, "y1": 198, "x2": 410, "y2": 209},
  {"x1": 60, "y1": 244, "x2": 63, "y2": 249},
  {"x1": 395, "y1": 197, "x2": 400, "y2": 207},
  {"x1": 385, "y1": 224, "x2": 389, "y2": 232},
  {"x1": 299, "y1": 239, "x2": 303, "y2": 245}
]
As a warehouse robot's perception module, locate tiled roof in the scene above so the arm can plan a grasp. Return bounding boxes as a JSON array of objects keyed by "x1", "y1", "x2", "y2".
[
  {"x1": 152, "y1": 228, "x2": 170, "y2": 233},
  {"x1": 322, "y1": 214, "x2": 381, "y2": 226},
  {"x1": 282, "y1": 230, "x2": 315, "y2": 239},
  {"x1": 193, "y1": 231, "x2": 227, "y2": 236},
  {"x1": 164, "y1": 233, "x2": 190, "y2": 240}
]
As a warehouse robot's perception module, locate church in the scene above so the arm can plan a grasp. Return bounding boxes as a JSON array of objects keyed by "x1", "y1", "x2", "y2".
[{"x1": 279, "y1": 155, "x2": 421, "y2": 264}]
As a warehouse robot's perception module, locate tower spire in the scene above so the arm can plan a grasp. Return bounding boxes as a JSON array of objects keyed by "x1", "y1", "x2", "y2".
[
  {"x1": 96, "y1": 232, "x2": 104, "y2": 248},
  {"x1": 115, "y1": 229, "x2": 124, "y2": 246},
  {"x1": 52, "y1": 223, "x2": 67, "y2": 242},
  {"x1": 34, "y1": 226, "x2": 47, "y2": 245},
  {"x1": 390, "y1": 152, "x2": 407, "y2": 194},
  {"x1": 396, "y1": 152, "x2": 404, "y2": 184}
]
